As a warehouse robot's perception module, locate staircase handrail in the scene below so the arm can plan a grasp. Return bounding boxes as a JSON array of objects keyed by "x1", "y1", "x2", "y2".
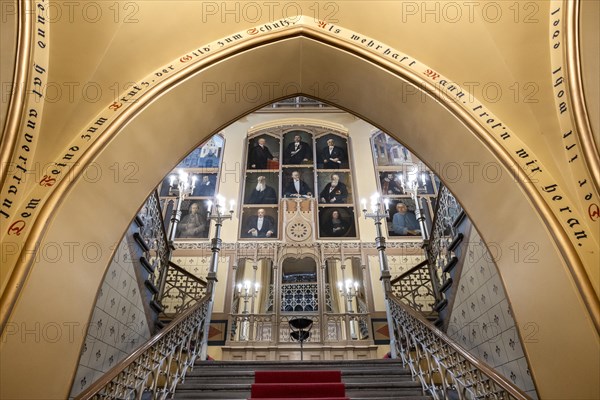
[
  {"x1": 75, "y1": 294, "x2": 210, "y2": 400},
  {"x1": 136, "y1": 190, "x2": 172, "y2": 298},
  {"x1": 387, "y1": 293, "x2": 531, "y2": 400},
  {"x1": 426, "y1": 183, "x2": 464, "y2": 268},
  {"x1": 422, "y1": 183, "x2": 464, "y2": 311}
]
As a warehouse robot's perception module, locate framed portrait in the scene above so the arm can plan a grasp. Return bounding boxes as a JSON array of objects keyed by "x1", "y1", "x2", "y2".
[
  {"x1": 378, "y1": 171, "x2": 406, "y2": 196},
  {"x1": 371, "y1": 131, "x2": 413, "y2": 166},
  {"x1": 281, "y1": 167, "x2": 314, "y2": 198},
  {"x1": 191, "y1": 173, "x2": 217, "y2": 197},
  {"x1": 197, "y1": 135, "x2": 223, "y2": 168},
  {"x1": 175, "y1": 147, "x2": 203, "y2": 169},
  {"x1": 316, "y1": 134, "x2": 349, "y2": 169},
  {"x1": 240, "y1": 206, "x2": 279, "y2": 239},
  {"x1": 379, "y1": 170, "x2": 435, "y2": 196},
  {"x1": 175, "y1": 136, "x2": 224, "y2": 169},
  {"x1": 386, "y1": 199, "x2": 421, "y2": 237},
  {"x1": 282, "y1": 130, "x2": 313, "y2": 165},
  {"x1": 247, "y1": 134, "x2": 280, "y2": 170},
  {"x1": 175, "y1": 200, "x2": 210, "y2": 240},
  {"x1": 159, "y1": 173, "x2": 218, "y2": 197},
  {"x1": 317, "y1": 171, "x2": 352, "y2": 204},
  {"x1": 318, "y1": 207, "x2": 356, "y2": 238},
  {"x1": 243, "y1": 172, "x2": 279, "y2": 205}
]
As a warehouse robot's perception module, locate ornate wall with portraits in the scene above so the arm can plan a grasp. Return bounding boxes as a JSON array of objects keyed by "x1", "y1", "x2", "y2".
[{"x1": 239, "y1": 124, "x2": 359, "y2": 241}]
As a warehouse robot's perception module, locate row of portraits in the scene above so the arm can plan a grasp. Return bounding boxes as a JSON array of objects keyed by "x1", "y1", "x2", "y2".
[
  {"x1": 159, "y1": 170, "x2": 358, "y2": 206},
  {"x1": 243, "y1": 170, "x2": 354, "y2": 205},
  {"x1": 158, "y1": 173, "x2": 435, "y2": 203},
  {"x1": 247, "y1": 131, "x2": 350, "y2": 170},
  {"x1": 169, "y1": 202, "x2": 358, "y2": 240},
  {"x1": 168, "y1": 199, "x2": 430, "y2": 240}
]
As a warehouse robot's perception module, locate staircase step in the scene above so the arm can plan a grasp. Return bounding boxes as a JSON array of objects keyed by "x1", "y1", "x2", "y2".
[
  {"x1": 174, "y1": 359, "x2": 430, "y2": 400},
  {"x1": 251, "y1": 382, "x2": 346, "y2": 397},
  {"x1": 174, "y1": 394, "x2": 248, "y2": 399},
  {"x1": 249, "y1": 398, "x2": 349, "y2": 400},
  {"x1": 176, "y1": 383, "x2": 250, "y2": 391},
  {"x1": 351, "y1": 398, "x2": 431, "y2": 400},
  {"x1": 255, "y1": 370, "x2": 341, "y2": 383}
]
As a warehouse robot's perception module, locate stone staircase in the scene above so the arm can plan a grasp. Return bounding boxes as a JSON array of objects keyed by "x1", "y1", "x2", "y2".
[{"x1": 173, "y1": 359, "x2": 432, "y2": 400}]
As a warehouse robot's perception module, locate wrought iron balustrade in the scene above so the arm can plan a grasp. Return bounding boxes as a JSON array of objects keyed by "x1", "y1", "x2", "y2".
[
  {"x1": 390, "y1": 259, "x2": 436, "y2": 316},
  {"x1": 427, "y1": 184, "x2": 464, "y2": 291},
  {"x1": 76, "y1": 297, "x2": 210, "y2": 400},
  {"x1": 387, "y1": 294, "x2": 530, "y2": 400},
  {"x1": 136, "y1": 191, "x2": 171, "y2": 298},
  {"x1": 380, "y1": 184, "x2": 464, "y2": 321},
  {"x1": 281, "y1": 282, "x2": 319, "y2": 312},
  {"x1": 160, "y1": 261, "x2": 207, "y2": 317}
]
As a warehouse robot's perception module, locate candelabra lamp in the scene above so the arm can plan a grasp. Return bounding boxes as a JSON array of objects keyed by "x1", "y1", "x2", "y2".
[
  {"x1": 236, "y1": 280, "x2": 259, "y2": 341},
  {"x1": 200, "y1": 195, "x2": 234, "y2": 360},
  {"x1": 338, "y1": 279, "x2": 360, "y2": 339},
  {"x1": 362, "y1": 193, "x2": 397, "y2": 357},
  {"x1": 400, "y1": 171, "x2": 444, "y2": 306},
  {"x1": 166, "y1": 171, "x2": 197, "y2": 244},
  {"x1": 399, "y1": 171, "x2": 430, "y2": 240}
]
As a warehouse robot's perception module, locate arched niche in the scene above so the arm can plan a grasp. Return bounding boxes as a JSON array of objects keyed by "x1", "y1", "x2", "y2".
[
  {"x1": 325, "y1": 257, "x2": 368, "y2": 312},
  {"x1": 232, "y1": 258, "x2": 273, "y2": 316},
  {"x1": 281, "y1": 257, "x2": 318, "y2": 312}
]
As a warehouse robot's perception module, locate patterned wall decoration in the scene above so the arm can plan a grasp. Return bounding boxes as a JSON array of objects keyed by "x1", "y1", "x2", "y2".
[
  {"x1": 68, "y1": 236, "x2": 151, "y2": 398},
  {"x1": 386, "y1": 253, "x2": 427, "y2": 278},
  {"x1": 170, "y1": 256, "x2": 211, "y2": 278},
  {"x1": 446, "y1": 228, "x2": 538, "y2": 399}
]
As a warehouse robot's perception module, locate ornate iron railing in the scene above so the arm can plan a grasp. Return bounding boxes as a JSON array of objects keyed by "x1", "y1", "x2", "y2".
[
  {"x1": 384, "y1": 184, "x2": 464, "y2": 321},
  {"x1": 427, "y1": 184, "x2": 464, "y2": 288},
  {"x1": 281, "y1": 283, "x2": 319, "y2": 312},
  {"x1": 390, "y1": 259, "x2": 436, "y2": 315},
  {"x1": 387, "y1": 294, "x2": 530, "y2": 400},
  {"x1": 136, "y1": 191, "x2": 171, "y2": 296},
  {"x1": 75, "y1": 296, "x2": 210, "y2": 400},
  {"x1": 160, "y1": 261, "x2": 207, "y2": 317}
]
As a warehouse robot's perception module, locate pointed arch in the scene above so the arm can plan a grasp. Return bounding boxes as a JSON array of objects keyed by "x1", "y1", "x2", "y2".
[{"x1": 1, "y1": 17, "x2": 598, "y2": 400}]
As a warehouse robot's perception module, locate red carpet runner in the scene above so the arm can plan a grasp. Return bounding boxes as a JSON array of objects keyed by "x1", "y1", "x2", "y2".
[{"x1": 249, "y1": 370, "x2": 349, "y2": 399}]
